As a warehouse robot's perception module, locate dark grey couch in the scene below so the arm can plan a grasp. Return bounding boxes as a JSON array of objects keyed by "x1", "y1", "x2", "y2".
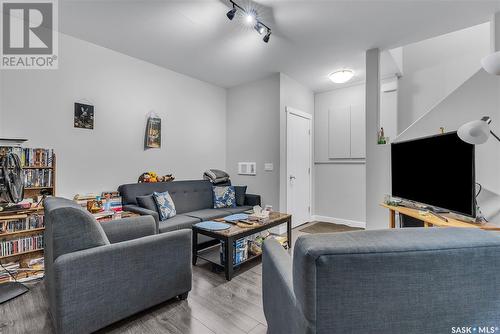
[
  {"x1": 118, "y1": 180, "x2": 261, "y2": 242},
  {"x1": 263, "y1": 228, "x2": 500, "y2": 334},
  {"x1": 44, "y1": 197, "x2": 192, "y2": 334}
]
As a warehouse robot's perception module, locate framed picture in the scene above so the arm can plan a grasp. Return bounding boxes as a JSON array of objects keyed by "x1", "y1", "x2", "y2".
[
  {"x1": 145, "y1": 117, "x2": 161, "y2": 149},
  {"x1": 74, "y1": 102, "x2": 94, "y2": 129}
]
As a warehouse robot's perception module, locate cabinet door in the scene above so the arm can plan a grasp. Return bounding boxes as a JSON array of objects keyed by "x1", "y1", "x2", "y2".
[
  {"x1": 350, "y1": 105, "x2": 366, "y2": 158},
  {"x1": 328, "y1": 107, "x2": 351, "y2": 159}
]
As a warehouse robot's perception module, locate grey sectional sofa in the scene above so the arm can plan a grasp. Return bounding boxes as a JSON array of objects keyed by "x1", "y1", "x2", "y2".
[
  {"x1": 118, "y1": 180, "x2": 261, "y2": 243},
  {"x1": 44, "y1": 197, "x2": 192, "y2": 334},
  {"x1": 262, "y1": 227, "x2": 500, "y2": 334}
]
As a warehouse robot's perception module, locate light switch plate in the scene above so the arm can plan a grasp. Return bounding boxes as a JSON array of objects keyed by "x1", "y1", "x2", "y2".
[
  {"x1": 238, "y1": 162, "x2": 257, "y2": 175},
  {"x1": 264, "y1": 163, "x2": 274, "y2": 171}
]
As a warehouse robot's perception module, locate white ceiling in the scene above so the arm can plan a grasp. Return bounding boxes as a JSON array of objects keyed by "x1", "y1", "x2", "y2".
[{"x1": 59, "y1": 0, "x2": 500, "y2": 92}]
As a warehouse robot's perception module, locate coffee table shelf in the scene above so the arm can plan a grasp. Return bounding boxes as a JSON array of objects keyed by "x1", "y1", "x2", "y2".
[
  {"x1": 192, "y1": 212, "x2": 292, "y2": 281},
  {"x1": 197, "y1": 244, "x2": 263, "y2": 269}
]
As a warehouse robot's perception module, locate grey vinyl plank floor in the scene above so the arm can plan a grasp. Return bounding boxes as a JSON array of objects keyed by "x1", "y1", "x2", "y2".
[{"x1": 0, "y1": 222, "x2": 312, "y2": 334}]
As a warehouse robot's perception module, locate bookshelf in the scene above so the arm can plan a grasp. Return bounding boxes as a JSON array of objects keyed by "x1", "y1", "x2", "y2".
[
  {"x1": 21, "y1": 148, "x2": 56, "y2": 201},
  {"x1": 0, "y1": 207, "x2": 46, "y2": 283},
  {"x1": 0, "y1": 147, "x2": 55, "y2": 284}
]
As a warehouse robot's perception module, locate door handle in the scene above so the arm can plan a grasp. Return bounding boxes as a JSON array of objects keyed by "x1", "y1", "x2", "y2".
[{"x1": 289, "y1": 175, "x2": 296, "y2": 181}]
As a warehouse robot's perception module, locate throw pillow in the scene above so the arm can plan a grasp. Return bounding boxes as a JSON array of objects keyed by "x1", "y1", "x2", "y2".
[
  {"x1": 136, "y1": 195, "x2": 157, "y2": 212},
  {"x1": 153, "y1": 191, "x2": 177, "y2": 220},
  {"x1": 213, "y1": 186, "x2": 237, "y2": 209},
  {"x1": 233, "y1": 186, "x2": 247, "y2": 207}
]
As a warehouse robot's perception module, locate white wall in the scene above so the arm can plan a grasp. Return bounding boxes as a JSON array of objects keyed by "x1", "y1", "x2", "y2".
[
  {"x1": 398, "y1": 23, "x2": 490, "y2": 133},
  {"x1": 365, "y1": 49, "x2": 391, "y2": 229},
  {"x1": 314, "y1": 83, "x2": 366, "y2": 223},
  {"x1": 0, "y1": 70, "x2": 3, "y2": 137},
  {"x1": 1, "y1": 33, "x2": 227, "y2": 198},
  {"x1": 380, "y1": 77, "x2": 398, "y2": 141},
  {"x1": 226, "y1": 72, "x2": 313, "y2": 219},
  {"x1": 226, "y1": 74, "x2": 281, "y2": 210},
  {"x1": 279, "y1": 73, "x2": 314, "y2": 213}
]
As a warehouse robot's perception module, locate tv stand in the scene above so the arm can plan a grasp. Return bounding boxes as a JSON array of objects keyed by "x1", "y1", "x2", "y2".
[
  {"x1": 398, "y1": 201, "x2": 449, "y2": 214},
  {"x1": 381, "y1": 204, "x2": 500, "y2": 231}
]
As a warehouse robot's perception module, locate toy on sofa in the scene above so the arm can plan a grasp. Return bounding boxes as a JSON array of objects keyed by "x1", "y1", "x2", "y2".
[{"x1": 138, "y1": 172, "x2": 175, "y2": 183}]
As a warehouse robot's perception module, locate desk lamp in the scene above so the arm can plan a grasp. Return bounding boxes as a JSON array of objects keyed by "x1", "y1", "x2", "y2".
[{"x1": 458, "y1": 116, "x2": 500, "y2": 145}]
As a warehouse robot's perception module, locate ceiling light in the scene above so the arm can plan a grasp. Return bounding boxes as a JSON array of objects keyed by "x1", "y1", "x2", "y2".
[
  {"x1": 254, "y1": 22, "x2": 265, "y2": 35},
  {"x1": 226, "y1": 6, "x2": 237, "y2": 21},
  {"x1": 263, "y1": 30, "x2": 271, "y2": 43},
  {"x1": 328, "y1": 69, "x2": 355, "y2": 84},
  {"x1": 245, "y1": 11, "x2": 256, "y2": 25},
  {"x1": 225, "y1": 1, "x2": 271, "y2": 44}
]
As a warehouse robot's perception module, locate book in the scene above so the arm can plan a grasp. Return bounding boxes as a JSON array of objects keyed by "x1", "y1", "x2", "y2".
[{"x1": 0, "y1": 234, "x2": 43, "y2": 257}]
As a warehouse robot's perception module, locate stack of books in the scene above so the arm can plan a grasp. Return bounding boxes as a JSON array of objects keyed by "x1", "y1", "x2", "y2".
[
  {"x1": 74, "y1": 193, "x2": 99, "y2": 207},
  {"x1": 220, "y1": 237, "x2": 249, "y2": 266},
  {"x1": 0, "y1": 262, "x2": 19, "y2": 283},
  {"x1": 73, "y1": 192, "x2": 123, "y2": 213},
  {"x1": 103, "y1": 192, "x2": 123, "y2": 213},
  {"x1": 0, "y1": 257, "x2": 44, "y2": 283},
  {"x1": 0, "y1": 234, "x2": 43, "y2": 257}
]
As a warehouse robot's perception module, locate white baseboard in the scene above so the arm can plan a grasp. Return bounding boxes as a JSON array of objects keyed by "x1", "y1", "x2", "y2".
[{"x1": 311, "y1": 215, "x2": 366, "y2": 229}]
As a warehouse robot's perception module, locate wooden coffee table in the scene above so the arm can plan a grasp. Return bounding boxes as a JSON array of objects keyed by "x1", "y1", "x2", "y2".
[{"x1": 192, "y1": 212, "x2": 292, "y2": 281}]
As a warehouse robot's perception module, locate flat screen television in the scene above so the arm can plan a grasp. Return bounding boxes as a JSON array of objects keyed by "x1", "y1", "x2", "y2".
[{"x1": 391, "y1": 132, "x2": 476, "y2": 217}]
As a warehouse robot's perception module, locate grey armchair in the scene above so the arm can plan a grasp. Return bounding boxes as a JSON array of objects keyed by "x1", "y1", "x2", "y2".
[
  {"x1": 263, "y1": 228, "x2": 500, "y2": 334},
  {"x1": 44, "y1": 197, "x2": 192, "y2": 334}
]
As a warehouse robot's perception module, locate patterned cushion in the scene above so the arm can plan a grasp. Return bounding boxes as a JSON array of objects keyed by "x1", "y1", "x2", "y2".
[
  {"x1": 213, "y1": 186, "x2": 237, "y2": 209},
  {"x1": 153, "y1": 191, "x2": 177, "y2": 220}
]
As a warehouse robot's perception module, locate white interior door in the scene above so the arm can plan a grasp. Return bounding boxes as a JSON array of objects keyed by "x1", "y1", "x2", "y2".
[{"x1": 286, "y1": 108, "x2": 312, "y2": 228}]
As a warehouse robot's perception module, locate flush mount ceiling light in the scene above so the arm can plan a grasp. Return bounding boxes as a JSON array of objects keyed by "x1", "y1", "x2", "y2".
[
  {"x1": 226, "y1": 0, "x2": 272, "y2": 43},
  {"x1": 328, "y1": 69, "x2": 355, "y2": 84}
]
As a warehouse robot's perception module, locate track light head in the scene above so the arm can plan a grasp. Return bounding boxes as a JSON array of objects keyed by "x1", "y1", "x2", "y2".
[
  {"x1": 254, "y1": 22, "x2": 265, "y2": 35},
  {"x1": 263, "y1": 30, "x2": 271, "y2": 43},
  {"x1": 245, "y1": 10, "x2": 257, "y2": 25},
  {"x1": 226, "y1": 6, "x2": 236, "y2": 20}
]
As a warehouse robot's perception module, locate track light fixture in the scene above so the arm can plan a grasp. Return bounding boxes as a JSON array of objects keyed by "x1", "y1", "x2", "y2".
[
  {"x1": 263, "y1": 31, "x2": 271, "y2": 43},
  {"x1": 226, "y1": 4, "x2": 236, "y2": 21},
  {"x1": 254, "y1": 22, "x2": 265, "y2": 35},
  {"x1": 226, "y1": 0, "x2": 272, "y2": 43}
]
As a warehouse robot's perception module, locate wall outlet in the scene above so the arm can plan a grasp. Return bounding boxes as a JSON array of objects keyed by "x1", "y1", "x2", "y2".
[
  {"x1": 264, "y1": 163, "x2": 274, "y2": 171},
  {"x1": 238, "y1": 162, "x2": 257, "y2": 175}
]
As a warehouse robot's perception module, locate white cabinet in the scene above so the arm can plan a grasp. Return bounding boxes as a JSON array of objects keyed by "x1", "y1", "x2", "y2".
[{"x1": 328, "y1": 105, "x2": 365, "y2": 159}]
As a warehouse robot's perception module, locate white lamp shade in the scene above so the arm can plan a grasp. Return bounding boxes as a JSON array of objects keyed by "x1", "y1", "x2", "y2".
[
  {"x1": 457, "y1": 120, "x2": 491, "y2": 145},
  {"x1": 481, "y1": 51, "x2": 500, "y2": 75},
  {"x1": 328, "y1": 70, "x2": 354, "y2": 84}
]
